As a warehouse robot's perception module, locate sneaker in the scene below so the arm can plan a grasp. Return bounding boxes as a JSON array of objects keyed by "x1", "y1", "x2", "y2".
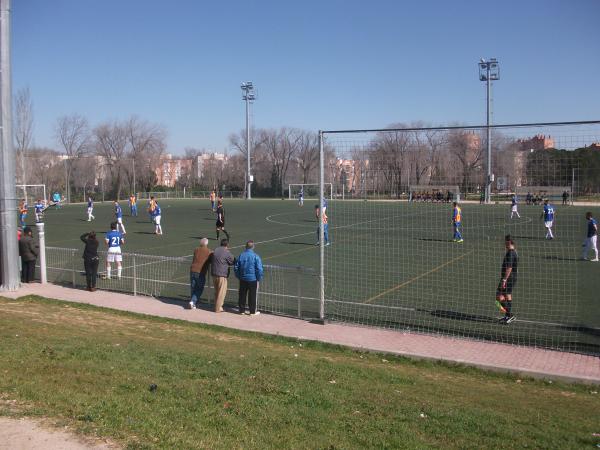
[
  {"x1": 187, "y1": 301, "x2": 196, "y2": 310},
  {"x1": 250, "y1": 311, "x2": 260, "y2": 316},
  {"x1": 591, "y1": 258, "x2": 599, "y2": 262},
  {"x1": 456, "y1": 239, "x2": 464, "y2": 243},
  {"x1": 325, "y1": 242, "x2": 330, "y2": 246},
  {"x1": 505, "y1": 316, "x2": 516, "y2": 324}
]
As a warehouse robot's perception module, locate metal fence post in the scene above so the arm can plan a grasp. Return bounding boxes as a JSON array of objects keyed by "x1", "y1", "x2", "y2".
[
  {"x1": 35, "y1": 222, "x2": 47, "y2": 284},
  {"x1": 133, "y1": 255, "x2": 137, "y2": 296},
  {"x1": 318, "y1": 131, "x2": 326, "y2": 324},
  {"x1": 296, "y1": 267, "x2": 302, "y2": 318},
  {"x1": 71, "y1": 249, "x2": 76, "y2": 287}
]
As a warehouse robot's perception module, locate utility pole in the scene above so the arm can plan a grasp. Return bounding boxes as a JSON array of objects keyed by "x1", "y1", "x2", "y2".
[
  {"x1": 241, "y1": 82, "x2": 256, "y2": 199},
  {"x1": 0, "y1": 0, "x2": 19, "y2": 291},
  {"x1": 479, "y1": 58, "x2": 499, "y2": 204}
]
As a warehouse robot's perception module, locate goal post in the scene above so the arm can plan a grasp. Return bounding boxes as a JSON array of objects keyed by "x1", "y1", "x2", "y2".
[
  {"x1": 289, "y1": 183, "x2": 333, "y2": 200},
  {"x1": 16, "y1": 184, "x2": 47, "y2": 205},
  {"x1": 408, "y1": 185, "x2": 460, "y2": 202}
]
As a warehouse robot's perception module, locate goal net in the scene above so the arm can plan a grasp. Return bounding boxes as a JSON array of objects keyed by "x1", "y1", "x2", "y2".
[
  {"x1": 319, "y1": 121, "x2": 600, "y2": 354},
  {"x1": 16, "y1": 184, "x2": 47, "y2": 205},
  {"x1": 288, "y1": 183, "x2": 333, "y2": 200}
]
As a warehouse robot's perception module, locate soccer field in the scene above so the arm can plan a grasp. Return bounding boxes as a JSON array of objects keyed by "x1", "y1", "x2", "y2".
[{"x1": 34, "y1": 198, "x2": 600, "y2": 354}]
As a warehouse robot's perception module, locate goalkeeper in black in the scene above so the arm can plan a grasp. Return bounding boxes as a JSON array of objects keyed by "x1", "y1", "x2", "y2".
[{"x1": 496, "y1": 235, "x2": 518, "y2": 324}]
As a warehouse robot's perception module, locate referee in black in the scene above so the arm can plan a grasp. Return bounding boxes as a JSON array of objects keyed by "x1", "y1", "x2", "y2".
[{"x1": 496, "y1": 235, "x2": 518, "y2": 324}]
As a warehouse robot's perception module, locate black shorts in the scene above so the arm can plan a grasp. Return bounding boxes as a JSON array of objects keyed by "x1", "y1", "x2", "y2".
[
  {"x1": 496, "y1": 277, "x2": 516, "y2": 296},
  {"x1": 216, "y1": 220, "x2": 224, "y2": 228}
]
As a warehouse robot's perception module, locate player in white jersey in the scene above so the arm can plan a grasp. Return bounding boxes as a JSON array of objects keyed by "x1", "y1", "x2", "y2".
[
  {"x1": 87, "y1": 197, "x2": 95, "y2": 221},
  {"x1": 34, "y1": 199, "x2": 46, "y2": 223},
  {"x1": 510, "y1": 194, "x2": 520, "y2": 219},
  {"x1": 105, "y1": 222, "x2": 125, "y2": 279},
  {"x1": 298, "y1": 188, "x2": 304, "y2": 207}
]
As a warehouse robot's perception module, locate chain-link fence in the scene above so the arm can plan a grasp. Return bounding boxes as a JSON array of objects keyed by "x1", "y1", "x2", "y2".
[{"x1": 319, "y1": 121, "x2": 600, "y2": 354}]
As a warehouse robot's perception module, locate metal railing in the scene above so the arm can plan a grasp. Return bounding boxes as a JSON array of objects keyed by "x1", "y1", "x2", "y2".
[{"x1": 40, "y1": 247, "x2": 319, "y2": 320}]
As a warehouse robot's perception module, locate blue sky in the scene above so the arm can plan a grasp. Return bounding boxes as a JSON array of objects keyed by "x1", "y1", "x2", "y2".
[{"x1": 12, "y1": 0, "x2": 600, "y2": 154}]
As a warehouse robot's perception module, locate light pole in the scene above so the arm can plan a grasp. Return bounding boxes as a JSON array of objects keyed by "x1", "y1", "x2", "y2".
[
  {"x1": 479, "y1": 58, "x2": 499, "y2": 204},
  {"x1": 241, "y1": 81, "x2": 255, "y2": 199}
]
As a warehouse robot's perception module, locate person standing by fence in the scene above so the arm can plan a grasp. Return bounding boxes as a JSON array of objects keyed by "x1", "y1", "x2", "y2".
[
  {"x1": 234, "y1": 240, "x2": 264, "y2": 316},
  {"x1": 18, "y1": 226, "x2": 38, "y2": 283},
  {"x1": 211, "y1": 239, "x2": 234, "y2": 313},
  {"x1": 81, "y1": 231, "x2": 100, "y2": 291},
  {"x1": 188, "y1": 237, "x2": 212, "y2": 309}
]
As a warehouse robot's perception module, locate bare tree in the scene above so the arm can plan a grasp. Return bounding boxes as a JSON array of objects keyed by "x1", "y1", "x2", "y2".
[
  {"x1": 124, "y1": 116, "x2": 166, "y2": 193},
  {"x1": 447, "y1": 130, "x2": 485, "y2": 192},
  {"x1": 14, "y1": 87, "x2": 34, "y2": 185},
  {"x1": 296, "y1": 130, "x2": 319, "y2": 184},
  {"x1": 55, "y1": 114, "x2": 90, "y2": 202},
  {"x1": 94, "y1": 121, "x2": 128, "y2": 200}
]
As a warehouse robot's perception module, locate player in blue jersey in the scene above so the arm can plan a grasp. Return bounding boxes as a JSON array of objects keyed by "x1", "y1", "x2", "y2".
[
  {"x1": 34, "y1": 199, "x2": 46, "y2": 223},
  {"x1": 114, "y1": 201, "x2": 126, "y2": 234},
  {"x1": 321, "y1": 196, "x2": 328, "y2": 215},
  {"x1": 105, "y1": 222, "x2": 125, "y2": 279},
  {"x1": 87, "y1": 196, "x2": 95, "y2": 221},
  {"x1": 452, "y1": 202, "x2": 463, "y2": 243},
  {"x1": 298, "y1": 188, "x2": 304, "y2": 207},
  {"x1": 581, "y1": 212, "x2": 598, "y2": 262},
  {"x1": 510, "y1": 194, "x2": 520, "y2": 219},
  {"x1": 151, "y1": 201, "x2": 163, "y2": 235},
  {"x1": 541, "y1": 199, "x2": 555, "y2": 239}
]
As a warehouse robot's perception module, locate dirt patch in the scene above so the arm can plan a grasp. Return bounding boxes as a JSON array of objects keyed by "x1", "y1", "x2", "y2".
[{"x1": 0, "y1": 417, "x2": 119, "y2": 450}]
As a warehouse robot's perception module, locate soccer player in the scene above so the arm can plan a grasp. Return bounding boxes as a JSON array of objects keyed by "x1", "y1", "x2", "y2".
[
  {"x1": 452, "y1": 202, "x2": 463, "y2": 243},
  {"x1": 210, "y1": 190, "x2": 216, "y2": 211},
  {"x1": 151, "y1": 201, "x2": 163, "y2": 235},
  {"x1": 315, "y1": 205, "x2": 330, "y2": 246},
  {"x1": 496, "y1": 235, "x2": 518, "y2": 324},
  {"x1": 321, "y1": 196, "x2": 328, "y2": 215},
  {"x1": 19, "y1": 199, "x2": 28, "y2": 227},
  {"x1": 215, "y1": 200, "x2": 230, "y2": 241},
  {"x1": 148, "y1": 196, "x2": 156, "y2": 222},
  {"x1": 52, "y1": 191, "x2": 61, "y2": 209},
  {"x1": 129, "y1": 194, "x2": 137, "y2": 216},
  {"x1": 105, "y1": 221, "x2": 124, "y2": 279},
  {"x1": 581, "y1": 212, "x2": 598, "y2": 262},
  {"x1": 87, "y1": 196, "x2": 95, "y2": 221},
  {"x1": 298, "y1": 188, "x2": 304, "y2": 207},
  {"x1": 114, "y1": 201, "x2": 126, "y2": 234},
  {"x1": 510, "y1": 194, "x2": 520, "y2": 219},
  {"x1": 34, "y1": 199, "x2": 45, "y2": 223},
  {"x1": 541, "y1": 199, "x2": 555, "y2": 240}
]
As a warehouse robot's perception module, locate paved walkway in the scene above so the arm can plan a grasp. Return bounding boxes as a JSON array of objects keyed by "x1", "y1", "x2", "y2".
[{"x1": 3, "y1": 283, "x2": 599, "y2": 384}]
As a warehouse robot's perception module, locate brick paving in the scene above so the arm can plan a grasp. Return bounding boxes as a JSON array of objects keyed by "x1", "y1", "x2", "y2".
[{"x1": 3, "y1": 283, "x2": 599, "y2": 384}]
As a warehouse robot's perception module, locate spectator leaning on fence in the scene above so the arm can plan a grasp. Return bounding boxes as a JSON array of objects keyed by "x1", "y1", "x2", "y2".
[
  {"x1": 81, "y1": 231, "x2": 100, "y2": 291},
  {"x1": 211, "y1": 239, "x2": 235, "y2": 313},
  {"x1": 234, "y1": 240, "x2": 264, "y2": 316},
  {"x1": 188, "y1": 237, "x2": 212, "y2": 309},
  {"x1": 19, "y1": 226, "x2": 38, "y2": 283}
]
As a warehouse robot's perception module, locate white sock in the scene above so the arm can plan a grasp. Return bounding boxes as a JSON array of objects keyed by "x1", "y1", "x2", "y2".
[
  {"x1": 117, "y1": 267, "x2": 122, "y2": 278},
  {"x1": 107, "y1": 267, "x2": 111, "y2": 278}
]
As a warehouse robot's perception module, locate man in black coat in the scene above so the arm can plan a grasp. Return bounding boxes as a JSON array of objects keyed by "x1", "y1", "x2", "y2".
[{"x1": 18, "y1": 226, "x2": 38, "y2": 283}]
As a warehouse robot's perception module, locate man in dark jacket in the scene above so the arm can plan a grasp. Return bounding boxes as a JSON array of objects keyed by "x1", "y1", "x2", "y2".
[
  {"x1": 18, "y1": 226, "x2": 38, "y2": 283},
  {"x1": 234, "y1": 240, "x2": 264, "y2": 315},
  {"x1": 81, "y1": 231, "x2": 100, "y2": 291},
  {"x1": 211, "y1": 239, "x2": 235, "y2": 313}
]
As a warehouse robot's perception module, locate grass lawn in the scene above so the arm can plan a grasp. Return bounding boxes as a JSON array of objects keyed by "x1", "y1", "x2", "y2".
[
  {"x1": 31, "y1": 198, "x2": 600, "y2": 354},
  {"x1": 1, "y1": 295, "x2": 599, "y2": 449}
]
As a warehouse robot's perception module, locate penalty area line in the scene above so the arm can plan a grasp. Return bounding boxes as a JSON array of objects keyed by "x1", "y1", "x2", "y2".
[{"x1": 364, "y1": 250, "x2": 475, "y2": 304}]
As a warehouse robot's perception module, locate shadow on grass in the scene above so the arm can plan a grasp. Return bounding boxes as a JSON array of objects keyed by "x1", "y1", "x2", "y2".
[
  {"x1": 283, "y1": 241, "x2": 315, "y2": 246},
  {"x1": 133, "y1": 231, "x2": 156, "y2": 235},
  {"x1": 417, "y1": 238, "x2": 453, "y2": 243},
  {"x1": 425, "y1": 309, "x2": 497, "y2": 324}
]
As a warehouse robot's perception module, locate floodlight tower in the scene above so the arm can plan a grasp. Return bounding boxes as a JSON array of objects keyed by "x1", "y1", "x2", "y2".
[
  {"x1": 479, "y1": 58, "x2": 499, "y2": 204},
  {"x1": 241, "y1": 81, "x2": 256, "y2": 200}
]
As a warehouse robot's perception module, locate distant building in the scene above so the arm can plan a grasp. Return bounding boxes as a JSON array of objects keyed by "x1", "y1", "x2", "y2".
[
  {"x1": 155, "y1": 154, "x2": 194, "y2": 187},
  {"x1": 517, "y1": 134, "x2": 555, "y2": 151},
  {"x1": 589, "y1": 143, "x2": 600, "y2": 151},
  {"x1": 194, "y1": 153, "x2": 227, "y2": 179}
]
